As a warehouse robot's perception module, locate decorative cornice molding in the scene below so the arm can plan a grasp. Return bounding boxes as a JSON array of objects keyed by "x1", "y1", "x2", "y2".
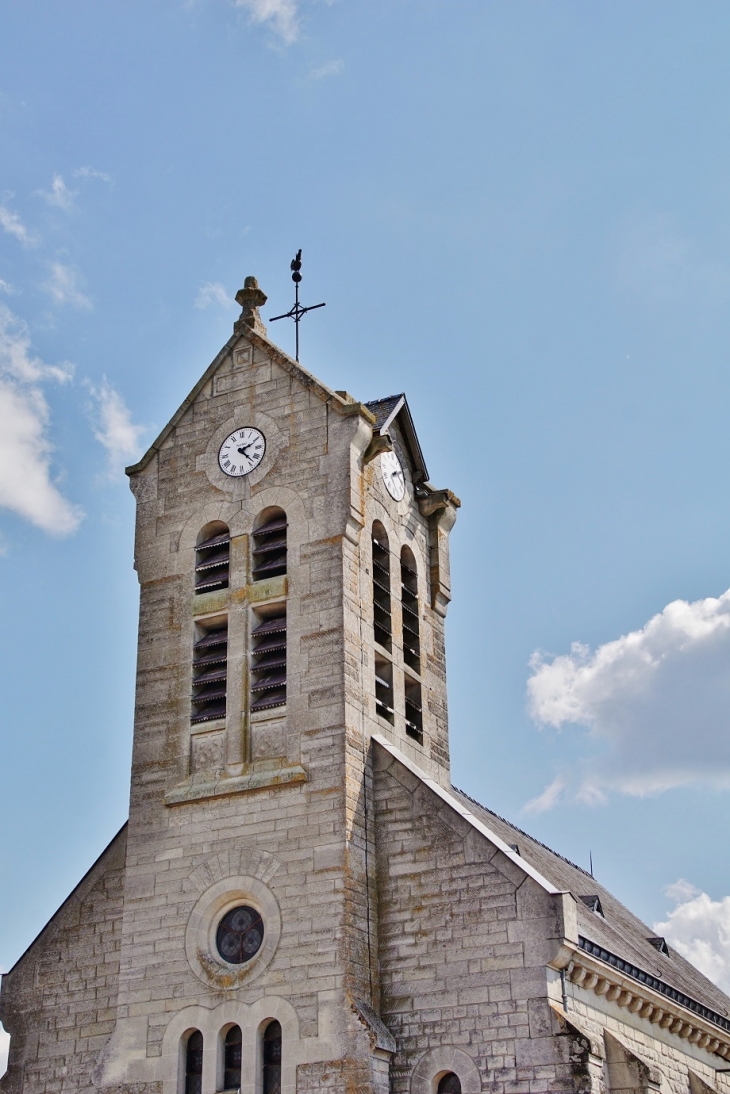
[{"x1": 566, "y1": 938, "x2": 730, "y2": 1061}]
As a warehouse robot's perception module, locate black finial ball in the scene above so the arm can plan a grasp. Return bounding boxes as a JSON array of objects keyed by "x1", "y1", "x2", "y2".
[{"x1": 292, "y1": 271, "x2": 302, "y2": 283}]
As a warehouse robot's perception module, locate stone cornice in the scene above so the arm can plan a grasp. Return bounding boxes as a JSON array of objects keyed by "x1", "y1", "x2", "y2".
[{"x1": 565, "y1": 938, "x2": 730, "y2": 1061}]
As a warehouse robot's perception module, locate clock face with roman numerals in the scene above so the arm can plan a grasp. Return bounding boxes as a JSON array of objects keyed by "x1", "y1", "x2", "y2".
[
  {"x1": 381, "y1": 449, "x2": 405, "y2": 500},
  {"x1": 218, "y1": 427, "x2": 266, "y2": 477}
]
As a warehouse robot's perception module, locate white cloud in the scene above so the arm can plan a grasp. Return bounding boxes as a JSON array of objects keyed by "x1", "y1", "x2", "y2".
[
  {"x1": 526, "y1": 589, "x2": 730, "y2": 808},
  {"x1": 0, "y1": 305, "x2": 82, "y2": 535},
  {"x1": 43, "y1": 262, "x2": 92, "y2": 310},
  {"x1": 194, "y1": 281, "x2": 234, "y2": 310},
  {"x1": 654, "y1": 881, "x2": 730, "y2": 995},
  {"x1": 0, "y1": 1022, "x2": 8, "y2": 1079},
  {"x1": 0, "y1": 204, "x2": 34, "y2": 246},
  {"x1": 38, "y1": 174, "x2": 75, "y2": 210},
  {"x1": 0, "y1": 279, "x2": 14, "y2": 294},
  {"x1": 232, "y1": 0, "x2": 299, "y2": 43},
  {"x1": 88, "y1": 378, "x2": 147, "y2": 476},
  {"x1": 73, "y1": 166, "x2": 112, "y2": 183},
  {"x1": 310, "y1": 59, "x2": 343, "y2": 79}
]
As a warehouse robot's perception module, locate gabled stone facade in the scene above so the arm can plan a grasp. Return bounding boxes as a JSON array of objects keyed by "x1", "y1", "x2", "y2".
[{"x1": 2, "y1": 280, "x2": 730, "y2": 1094}]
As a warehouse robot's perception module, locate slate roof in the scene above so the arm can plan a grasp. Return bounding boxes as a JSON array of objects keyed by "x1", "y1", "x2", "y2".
[
  {"x1": 365, "y1": 393, "x2": 429, "y2": 484},
  {"x1": 366, "y1": 394, "x2": 406, "y2": 432},
  {"x1": 450, "y1": 786, "x2": 730, "y2": 1023}
]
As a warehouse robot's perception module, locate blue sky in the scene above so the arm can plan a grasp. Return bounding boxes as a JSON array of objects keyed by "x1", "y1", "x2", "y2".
[{"x1": 3, "y1": 0, "x2": 730, "y2": 1048}]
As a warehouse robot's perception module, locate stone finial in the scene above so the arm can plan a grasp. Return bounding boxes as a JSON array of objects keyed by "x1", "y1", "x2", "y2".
[{"x1": 235, "y1": 276, "x2": 268, "y2": 336}]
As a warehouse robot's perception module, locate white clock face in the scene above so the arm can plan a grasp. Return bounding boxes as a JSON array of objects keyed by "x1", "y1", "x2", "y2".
[
  {"x1": 381, "y1": 450, "x2": 405, "y2": 501},
  {"x1": 218, "y1": 427, "x2": 266, "y2": 477}
]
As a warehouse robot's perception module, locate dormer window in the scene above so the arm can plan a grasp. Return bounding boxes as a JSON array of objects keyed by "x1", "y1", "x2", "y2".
[
  {"x1": 647, "y1": 936, "x2": 670, "y2": 955},
  {"x1": 194, "y1": 522, "x2": 230, "y2": 594},
  {"x1": 579, "y1": 894, "x2": 605, "y2": 917},
  {"x1": 252, "y1": 508, "x2": 287, "y2": 580}
]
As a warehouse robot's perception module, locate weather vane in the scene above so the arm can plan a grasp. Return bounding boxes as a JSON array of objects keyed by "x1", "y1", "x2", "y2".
[{"x1": 269, "y1": 250, "x2": 325, "y2": 362}]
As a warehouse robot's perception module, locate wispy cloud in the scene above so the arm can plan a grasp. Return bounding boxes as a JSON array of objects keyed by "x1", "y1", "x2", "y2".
[
  {"x1": 37, "y1": 174, "x2": 75, "y2": 210},
  {"x1": 526, "y1": 589, "x2": 730, "y2": 809},
  {"x1": 0, "y1": 305, "x2": 82, "y2": 535},
  {"x1": 310, "y1": 59, "x2": 343, "y2": 79},
  {"x1": 232, "y1": 0, "x2": 299, "y2": 44},
  {"x1": 195, "y1": 281, "x2": 234, "y2": 310},
  {"x1": 88, "y1": 378, "x2": 147, "y2": 476},
  {"x1": 655, "y1": 881, "x2": 730, "y2": 994},
  {"x1": 0, "y1": 280, "x2": 14, "y2": 295},
  {"x1": 43, "y1": 262, "x2": 92, "y2": 310},
  {"x1": 73, "y1": 166, "x2": 112, "y2": 183},
  {"x1": 0, "y1": 204, "x2": 34, "y2": 246}
]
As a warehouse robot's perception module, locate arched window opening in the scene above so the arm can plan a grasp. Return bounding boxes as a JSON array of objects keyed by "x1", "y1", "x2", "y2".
[
  {"x1": 372, "y1": 523, "x2": 394, "y2": 723},
  {"x1": 252, "y1": 508, "x2": 287, "y2": 581},
  {"x1": 262, "y1": 1020, "x2": 282, "y2": 1094},
  {"x1": 223, "y1": 1026, "x2": 242, "y2": 1091},
  {"x1": 372, "y1": 523, "x2": 392, "y2": 651},
  {"x1": 400, "y1": 546, "x2": 421, "y2": 674},
  {"x1": 185, "y1": 1031, "x2": 203, "y2": 1094},
  {"x1": 251, "y1": 605, "x2": 287, "y2": 711},
  {"x1": 437, "y1": 1074, "x2": 461, "y2": 1094},
  {"x1": 192, "y1": 618, "x2": 228, "y2": 724},
  {"x1": 195, "y1": 522, "x2": 230, "y2": 594}
]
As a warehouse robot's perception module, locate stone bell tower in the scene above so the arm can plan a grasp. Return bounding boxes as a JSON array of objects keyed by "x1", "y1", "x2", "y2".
[{"x1": 90, "y1": 275, "x2": 460, "y2": 1094}]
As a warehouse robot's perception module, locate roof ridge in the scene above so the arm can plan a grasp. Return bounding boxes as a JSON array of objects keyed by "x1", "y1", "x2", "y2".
[{"x1": 451, "y1": 785, "x2": 594, "y2": 882}]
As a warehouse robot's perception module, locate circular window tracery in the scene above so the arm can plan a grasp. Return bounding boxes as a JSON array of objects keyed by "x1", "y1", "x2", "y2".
[{"x1": 216, "y1": 905, "x2": 264, "y2": 964}]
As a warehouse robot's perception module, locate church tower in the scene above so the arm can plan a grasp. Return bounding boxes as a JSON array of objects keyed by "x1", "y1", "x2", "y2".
[
  {"x1": 102, "y1": 276, "x2": 460, "y2": 1094},
  {"x1": 6, "y1": 274, "x2": 730, "y2": 1094}
]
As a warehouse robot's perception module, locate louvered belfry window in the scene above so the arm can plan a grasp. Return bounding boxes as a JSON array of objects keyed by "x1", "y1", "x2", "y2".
[
  {"x1": 250, "y1": 607, "x2": 287, "y2": 711},
  {"x1": 372, "y1": 523, "x2": 392, "y2": 651},
  {"x1": 191, "y1": 620, "x2": 227, "y2": 724},
  {"x1": 194, "y1": 522, "x2": 230, "y2": 594},
  {"x1": 400, "y1": 547, "x2": 421, "y2": 674},
  {"x1": 372, "y1": 522, "x2": 395, "y2": 722},
  {"x1": 404, "y1": 675, "x2": 423, "y2": 743},
  {"x1": 252, "y1": 508, "x2": 287, "y2": 581}
]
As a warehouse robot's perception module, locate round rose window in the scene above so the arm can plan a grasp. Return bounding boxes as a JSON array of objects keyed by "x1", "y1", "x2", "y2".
[{"x1": 216, "y1": 905, "x2": 264, "y2": 964}]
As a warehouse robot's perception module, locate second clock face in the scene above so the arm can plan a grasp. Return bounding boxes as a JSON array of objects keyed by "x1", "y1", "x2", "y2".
[
  {"x1": 381, "y1": 449, "x2": 406, "y2": 500},
  {"x1": 218, "y1": 427, "x2": 266, "y2": 477}
]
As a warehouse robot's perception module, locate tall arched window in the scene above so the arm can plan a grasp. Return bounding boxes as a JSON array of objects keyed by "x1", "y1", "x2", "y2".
[
  {"x1": 372, "y1": 522, "x2": 392, "y2": 650},
  {"x1": 252, "y1": 508, "x2": 287, "y2": 580},
  {"x1": 223, "y1": 1025, "x2": 242, "y2": 1091},
  {"x1": 262, "y1": 1020, "x2": 282, "y2": 1094},
  {"x1": 184, "y1": 1031, "x2": 203, "y2": 1094},
  {"x1": 195, "y1": 522, "x2": 230, "y2": 594},
  {"x1": 372, "y1": 522, "x2": 394, "y2": 724},
  {"x1": 437, "y1": 1074, "x2": 461, "y2": 1094},
  {"x1": 401, "y1": 545, "x2": 422, "y2": 743},
  {"x1": 400, "y1": 546, "x2": 420, "y2": 674}
]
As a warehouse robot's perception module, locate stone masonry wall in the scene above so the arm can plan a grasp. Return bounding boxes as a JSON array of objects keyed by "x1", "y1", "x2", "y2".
[
  {"x1": 0, "y1": 828, "x2": 127, "y2": 1094},
  {"x1": 560, "y1": 987, "x2": 730, "y2": 1094},
  {"x1": 372, "y1": 744, "x2": 581, "y2": 1094}
]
